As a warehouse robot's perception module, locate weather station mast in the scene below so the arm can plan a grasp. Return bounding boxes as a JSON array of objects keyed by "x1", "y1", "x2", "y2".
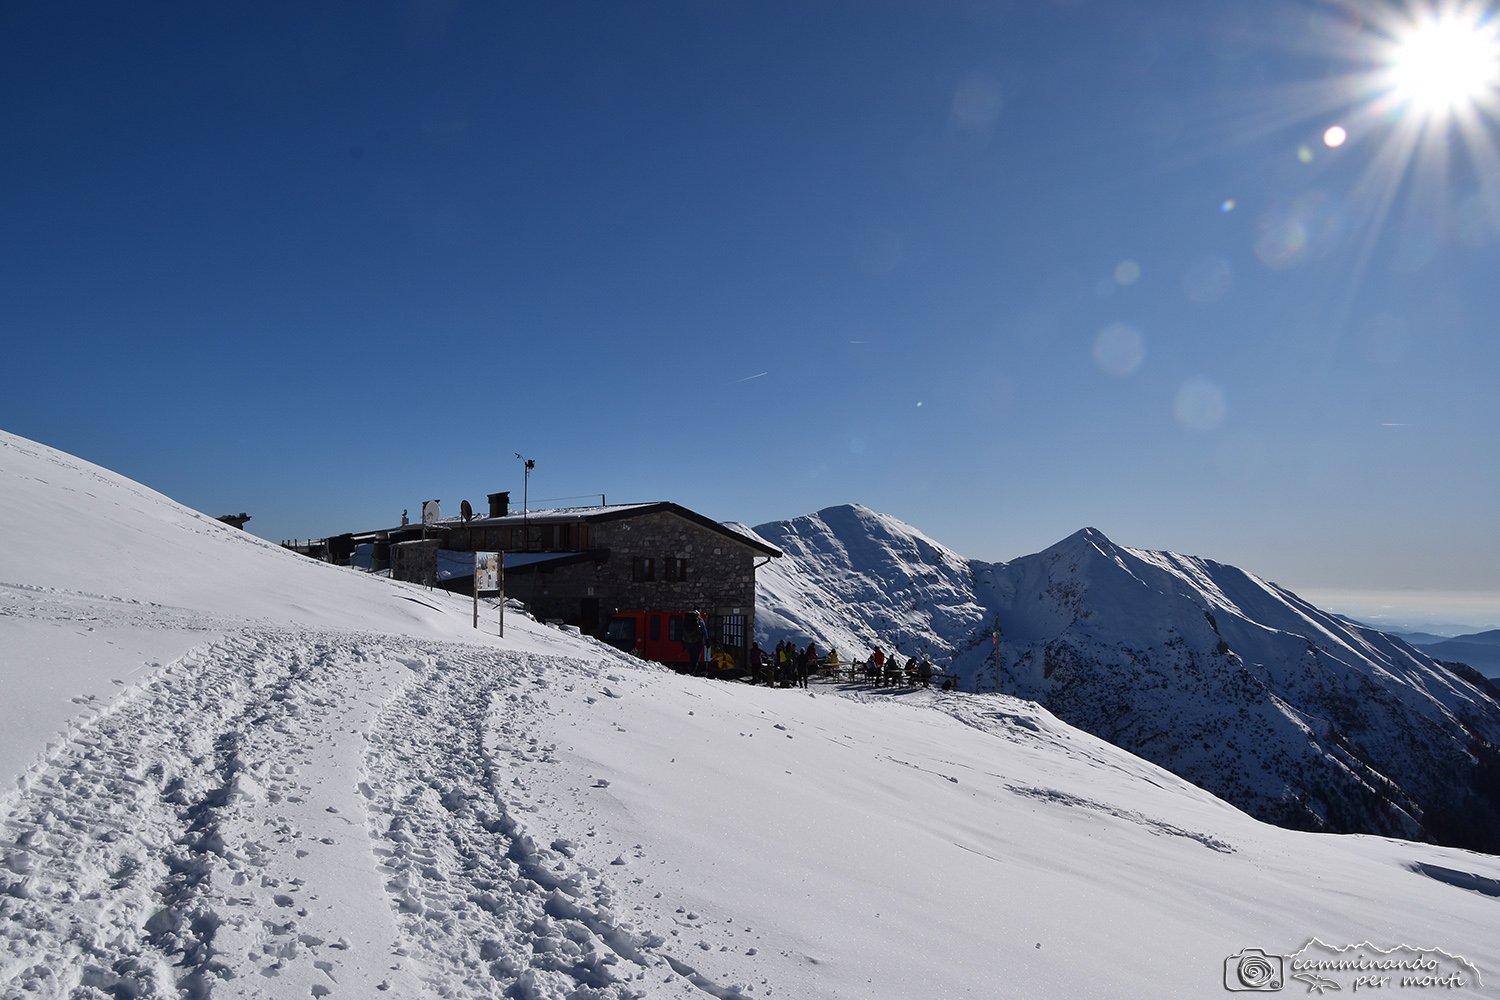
[{"x1": 514, "y1": 452, "x2": 535, "y2": 547}]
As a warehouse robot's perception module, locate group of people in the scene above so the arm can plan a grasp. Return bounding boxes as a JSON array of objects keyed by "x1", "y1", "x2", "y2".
[
  {"x1": 745, "y1": 638, "x2": 954, "y2": 690},
  {"x1": 750, "y1": 639, "x2": 830, "y2": 687},
  {"x1": 678, "y1": 615, "x2": 957, "y2": 690},
  {"x1": 861, "y1": 645, "x2": 941, "y2": 687}
]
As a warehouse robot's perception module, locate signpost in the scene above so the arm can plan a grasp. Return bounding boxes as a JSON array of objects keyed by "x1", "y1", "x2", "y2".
[
  {"x1": 420, "y1": 500, "x2": 440, "y2": 588},
  {"x1": 475, "y1": 551, "x2": 502, "y2": 633}
]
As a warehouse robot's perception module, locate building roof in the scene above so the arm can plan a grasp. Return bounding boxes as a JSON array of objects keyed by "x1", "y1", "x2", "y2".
[{"x1": 438, "y1": 501, "x2": 783, "y2": 557}]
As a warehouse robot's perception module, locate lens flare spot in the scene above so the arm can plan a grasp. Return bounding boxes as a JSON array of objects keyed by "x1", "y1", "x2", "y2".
[
  {"x1": 1174, "y1": 377, "x2": 1227, "y2": 432},
  {"x1": 951, "y1": 74, "x2": 1005, "y2": 131},
  {"x1": 1182, "y1": 254, "x2": 1233, "y2": 303},
  {"x1": 1220, "y1": 198, "x2": 1237, "y2": 213},
  {"x1": 1092, "y1": 322, "x2": 1145, "y2": 377},
  {"x1": 1254, "y1": 214, "x2": 1309, "y2": 269},
  {"x1": 1323, "y1": 124, "x2": 1347, "y2": 147},
  {"x1": 1297, "y1": 145, "x2": 1315, "y2": 164},
  {"x1": 1113, "y1": 259, "x2": 1142, "y2": 286}
]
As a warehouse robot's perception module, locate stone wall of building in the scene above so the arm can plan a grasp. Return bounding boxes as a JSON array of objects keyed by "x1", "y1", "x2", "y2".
[
  {"x1": 512, "y1": 510, "x2": 761, "y2": 640},
  {"x1": 390, "y1": 539, "x2": 439, "y2": 588}
]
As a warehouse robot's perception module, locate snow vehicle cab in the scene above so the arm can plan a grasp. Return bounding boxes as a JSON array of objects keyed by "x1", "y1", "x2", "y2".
[{"x1": 604, "y1": 610, "x2": 692, "y2": 668}]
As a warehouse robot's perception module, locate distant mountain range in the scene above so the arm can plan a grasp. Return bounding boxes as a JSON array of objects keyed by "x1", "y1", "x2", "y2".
[
  {"x1": 751, "y1": 505, "x2": 1500, "y2": 854},
  {"x1": 1395, "y1": 630, "x2": 1500, "y2": 679}
]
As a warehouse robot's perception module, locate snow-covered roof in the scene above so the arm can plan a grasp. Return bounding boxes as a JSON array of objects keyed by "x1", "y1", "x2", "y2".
[
  {"x1": 436, "y1": 502, "x2": 660, "y2": 526},
  {"x1": 432, "y1": 501, "x2": 782, "y2": 557}
]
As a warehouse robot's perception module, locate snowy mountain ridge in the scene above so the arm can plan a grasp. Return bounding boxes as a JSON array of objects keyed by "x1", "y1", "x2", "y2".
[{"x1": 753, "y1": 504, "x2": 1500, "y2": 854}]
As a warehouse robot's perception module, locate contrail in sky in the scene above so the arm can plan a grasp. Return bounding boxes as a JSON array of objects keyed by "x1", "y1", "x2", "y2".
[{"x1": 735, "y1": 372, "x2": 769, "y2": 383}]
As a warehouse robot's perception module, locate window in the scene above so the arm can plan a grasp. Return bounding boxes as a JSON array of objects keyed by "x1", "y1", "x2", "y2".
[
  {"x1": 632, "y1": 557, "x2": 655, "y2": 581},
  {"x1": 665, "y1": 557, "x2": 688, "y2": 581},
  {"x1": 604, "y1": 617, "x2": 636, "y2": 651},
  {"x1": 719, "y1": 613, "x2": 745, "y2": 652}
]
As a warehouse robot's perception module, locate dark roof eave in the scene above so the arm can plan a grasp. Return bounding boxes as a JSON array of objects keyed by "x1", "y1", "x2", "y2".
[{"x1": 446, "y1": 502, "x2": 781, "y2": 557}]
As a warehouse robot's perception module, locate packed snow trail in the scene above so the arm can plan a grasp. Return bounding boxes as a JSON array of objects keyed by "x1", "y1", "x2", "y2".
[
  {"x1": 364, "y1": 644, "x2": 742, "y2": 1000},
  {"x1": 0, "y1": 627, "x2": 746, "y2": 999}
]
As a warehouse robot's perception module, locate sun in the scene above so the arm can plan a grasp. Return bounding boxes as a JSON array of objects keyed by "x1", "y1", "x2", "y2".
[{"x1": 1383, "y1": 7, "x2": 1500, "y2": 117}]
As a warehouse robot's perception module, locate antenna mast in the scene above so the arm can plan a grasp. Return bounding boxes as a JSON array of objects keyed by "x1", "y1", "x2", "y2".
[{"x1": 514, "y1": 452, "x2": 536, "y2": 547}]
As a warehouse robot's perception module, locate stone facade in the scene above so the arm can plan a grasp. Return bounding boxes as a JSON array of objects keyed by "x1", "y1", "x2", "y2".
[
  {"x1": 511, "y1": 509, "x2": 763, "y2": 638},
  {"x1": 390, "y1": 539, "x2": 439, "y2": 587}
]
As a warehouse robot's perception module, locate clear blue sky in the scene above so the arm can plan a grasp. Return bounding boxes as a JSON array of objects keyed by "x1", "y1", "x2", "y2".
[{"x1": 3, "y1": 2, "x2": 1497, "y2": 628}]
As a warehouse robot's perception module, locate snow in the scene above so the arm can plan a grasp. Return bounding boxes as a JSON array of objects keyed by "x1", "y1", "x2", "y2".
[{"x1": 3, "y1": 429, "x2": 1499, "y2": 998}]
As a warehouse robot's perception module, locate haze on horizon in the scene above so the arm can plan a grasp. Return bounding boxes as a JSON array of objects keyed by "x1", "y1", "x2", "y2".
[{"x1": 2, "y1": 3, "x2": 1496, "y2": 630}]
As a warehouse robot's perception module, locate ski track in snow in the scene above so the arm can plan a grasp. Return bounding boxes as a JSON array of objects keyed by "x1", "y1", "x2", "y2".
[{"x1": 0, "y1": 622, "x2": 750, "y2": 1000}]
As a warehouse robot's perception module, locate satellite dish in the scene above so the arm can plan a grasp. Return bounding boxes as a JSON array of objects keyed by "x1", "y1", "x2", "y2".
[{"x1": 461, "y1": 499, "x2": 473, "y2": 522}]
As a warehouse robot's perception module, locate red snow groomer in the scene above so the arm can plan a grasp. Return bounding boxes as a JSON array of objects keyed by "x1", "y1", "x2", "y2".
[
  {"x1": 603, "y1": 610, "x2": 694, "y2": 668},
  {"x1": 604, "y1": 609, "x2": 739, "y2": 676}
]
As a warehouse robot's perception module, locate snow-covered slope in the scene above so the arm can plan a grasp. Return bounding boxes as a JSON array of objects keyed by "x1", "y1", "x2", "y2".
[
  {"x1": 755, "y1": 507, "x2": 1500, "y2": 854},
  {"x1": 754, "y1": 504, "x2": 987, "y2": 660},
  {"x1": 4, "y1": 434, "x2": 1500, "y2": 998},
  {"x1": 0, "y1": 429, "x2": 593, "y2": 787}
]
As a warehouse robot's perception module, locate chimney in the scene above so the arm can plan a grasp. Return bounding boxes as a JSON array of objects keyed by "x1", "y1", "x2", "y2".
[{"x1": 487, "y1": 491, "x2": 511, "y2": 518}]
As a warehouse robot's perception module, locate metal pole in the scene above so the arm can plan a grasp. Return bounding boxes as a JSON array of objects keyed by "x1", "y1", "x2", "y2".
[{"x1": 515, "y1": 454, "x2": 535, "y2": 548}]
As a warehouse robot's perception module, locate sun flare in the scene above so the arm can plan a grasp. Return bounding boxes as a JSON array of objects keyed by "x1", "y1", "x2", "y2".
[{"x1": 1384, "y1": 9, "x2": 1500, "y2": 116}]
